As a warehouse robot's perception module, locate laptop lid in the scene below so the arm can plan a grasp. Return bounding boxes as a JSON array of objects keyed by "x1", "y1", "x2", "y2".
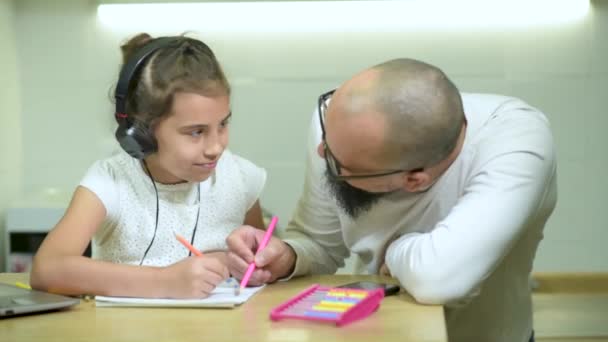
[{"x1": 0, "y1": 283, "x2": 79, "y2": 317}]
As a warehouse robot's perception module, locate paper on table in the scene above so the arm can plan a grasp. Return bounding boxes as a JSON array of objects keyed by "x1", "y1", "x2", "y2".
[{"x1": 95, "y1": 279, "x2": 265, "y2": 309}]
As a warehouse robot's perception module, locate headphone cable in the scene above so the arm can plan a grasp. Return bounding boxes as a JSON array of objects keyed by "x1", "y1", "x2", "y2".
[
  {"x1": 139, "y1": 159, "x2": 160, "y2": 266},
  {"x1": 139, "y1": 160, "x2": 202, "y2": 264}
]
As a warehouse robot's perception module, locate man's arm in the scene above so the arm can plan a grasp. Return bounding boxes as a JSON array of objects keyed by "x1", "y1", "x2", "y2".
[{"x1": 386, "y1": 108, "x2": 557, "y2": 304}]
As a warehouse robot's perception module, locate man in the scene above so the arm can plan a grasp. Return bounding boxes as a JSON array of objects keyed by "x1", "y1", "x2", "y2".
[{"x1": 227, "y1": 58, "x2": 557, "y2": 342}]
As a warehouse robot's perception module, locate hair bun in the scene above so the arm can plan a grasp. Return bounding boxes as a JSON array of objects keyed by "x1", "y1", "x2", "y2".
[{"x1": 120, "y1": 33, "x2": 154, "y2": 64}]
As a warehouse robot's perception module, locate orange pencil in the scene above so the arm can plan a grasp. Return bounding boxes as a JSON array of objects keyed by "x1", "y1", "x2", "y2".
[{"x1": 174, "y1": 232, "x2": 203, "y2": 257}]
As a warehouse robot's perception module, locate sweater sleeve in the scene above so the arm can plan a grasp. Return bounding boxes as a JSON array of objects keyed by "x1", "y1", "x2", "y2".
[
  {"x1": 281, "y1": 109, "x2": 349, "y2": 277},
  {"x1": 386, "y1": 106, "x2": 557, "y2": 304}
]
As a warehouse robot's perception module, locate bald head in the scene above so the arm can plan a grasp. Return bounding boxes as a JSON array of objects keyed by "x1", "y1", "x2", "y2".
[{"x1": 335, "y1": 58, "x2": 465, "y2": 170}]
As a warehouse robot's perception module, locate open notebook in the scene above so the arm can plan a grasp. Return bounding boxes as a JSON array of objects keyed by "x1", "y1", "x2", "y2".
[{"x1": 95, "y1": 279, "x2": 264, "y2": 309}]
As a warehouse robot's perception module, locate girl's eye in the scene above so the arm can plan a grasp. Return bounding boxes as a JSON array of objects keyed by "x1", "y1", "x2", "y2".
[
  {"x1": 220, "y1": 119, "x2": 231, "y2": 128},
  {"x1": 191, "y1": 129, "x2": 204, "y2": 137}
]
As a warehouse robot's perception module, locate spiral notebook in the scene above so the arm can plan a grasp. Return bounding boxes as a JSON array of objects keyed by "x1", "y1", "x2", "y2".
[{"x1": 95, "y1": 280, "x2": 264, "y2": 309}]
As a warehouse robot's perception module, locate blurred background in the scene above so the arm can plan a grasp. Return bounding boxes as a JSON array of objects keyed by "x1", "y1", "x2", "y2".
[{"x1": 0, "y1": 0, "x2": 606, "y2": 274}]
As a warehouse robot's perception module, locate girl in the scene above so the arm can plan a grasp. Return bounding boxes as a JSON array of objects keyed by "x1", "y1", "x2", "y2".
[{"x1": 30, "y1": 33, "x2": 266, "y2": 299}]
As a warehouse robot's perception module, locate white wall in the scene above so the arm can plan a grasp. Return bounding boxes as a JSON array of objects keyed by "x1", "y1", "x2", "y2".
[
  {"x1": 0, "y1": 0, "x2": 23, "y2": 271},
  {"x1": 2, "y1": 0, "x2": 607, "y2": 272}
]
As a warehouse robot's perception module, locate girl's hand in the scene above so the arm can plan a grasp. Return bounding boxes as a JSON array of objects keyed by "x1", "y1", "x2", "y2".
[
  {"x1": 162, "y1": 256, "x2": 229, "y2": 299},
  {"x1": 202, "y1": 251, "x2": 229, "y2": 266}
]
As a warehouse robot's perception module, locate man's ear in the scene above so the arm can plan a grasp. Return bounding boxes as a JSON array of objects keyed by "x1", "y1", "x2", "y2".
[
  {"x1": 317, "y1": 142, "x2": 325, "y2": 158},
  {"x1": 402, "y1": 170, "x2": 431, "y2": 193}
]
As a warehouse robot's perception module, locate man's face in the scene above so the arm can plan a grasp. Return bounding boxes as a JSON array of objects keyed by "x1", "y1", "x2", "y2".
[{"x1": 317, "y1": 89, "x2": 407, "y2": 217}]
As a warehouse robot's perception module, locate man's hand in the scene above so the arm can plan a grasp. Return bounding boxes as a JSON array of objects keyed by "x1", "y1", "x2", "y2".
[
  {"x1": 378, "y1": 263, "x2": 392, "y2": 277},
  {"x1": 378, "y1": 234, "x2": 401, "y2": 277},
  {"x1": 226, "y1": 225, "x2": 296, "y2": 286}
]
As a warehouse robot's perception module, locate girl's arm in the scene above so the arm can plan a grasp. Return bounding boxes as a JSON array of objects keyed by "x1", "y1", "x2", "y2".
[
  {"x1": 243, "y1": 200, "x2": 265, "y2": 230},
  {"x1": 30, "y1": 186, "x2": 228, "y2": 298}
]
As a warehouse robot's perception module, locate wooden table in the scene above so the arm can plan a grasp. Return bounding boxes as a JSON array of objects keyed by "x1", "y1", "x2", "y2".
[{"x1": 1, "y1": 273, "x2": 446, "y2": 342}]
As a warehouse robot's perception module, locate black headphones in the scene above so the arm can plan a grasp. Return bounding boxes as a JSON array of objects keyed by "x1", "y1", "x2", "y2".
[
  {"x1": 115, "y1": 38, "x2": 204, "y2": 265},
  {"x1": 114, "y1": 37, "x2": 176, "y2": 160}
]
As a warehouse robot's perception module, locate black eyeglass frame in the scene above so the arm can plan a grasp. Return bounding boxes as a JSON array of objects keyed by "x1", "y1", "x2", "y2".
[{"x1": 317, "y1": 89, "x2": 420, "y2": 180}]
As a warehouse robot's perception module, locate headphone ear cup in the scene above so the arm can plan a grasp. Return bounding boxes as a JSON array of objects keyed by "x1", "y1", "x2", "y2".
[{"x1": 115, "y1": 121, "x2": 157, "y2": 159}]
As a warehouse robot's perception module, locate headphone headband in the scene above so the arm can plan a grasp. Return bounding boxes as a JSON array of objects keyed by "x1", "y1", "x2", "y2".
[
  {"x1": 114, "y1": 37, "x2": 176, "y2": 121},
  {"x1": 113, "y1": 37, "x2": 176, "y2": 159}
]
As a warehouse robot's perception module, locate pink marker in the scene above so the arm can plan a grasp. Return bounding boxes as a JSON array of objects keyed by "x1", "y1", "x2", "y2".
[{"x1": 237, "y1": 216, "x2": 278, "y2": 295}]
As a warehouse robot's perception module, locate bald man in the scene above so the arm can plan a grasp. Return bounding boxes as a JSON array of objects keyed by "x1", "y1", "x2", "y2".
[{"x1": 227, "y1": 59, "x2": 557, "y2": 342}]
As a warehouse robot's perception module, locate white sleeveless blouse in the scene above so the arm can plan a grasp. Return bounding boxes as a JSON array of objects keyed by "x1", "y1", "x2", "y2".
[{"x1": 80, "y1": 150, "x2": 266, "y2": 267}]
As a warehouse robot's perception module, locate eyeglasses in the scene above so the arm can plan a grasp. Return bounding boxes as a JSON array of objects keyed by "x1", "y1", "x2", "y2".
[{"x1": 318, "y1": 89, "x2": 418, "y2": 180}]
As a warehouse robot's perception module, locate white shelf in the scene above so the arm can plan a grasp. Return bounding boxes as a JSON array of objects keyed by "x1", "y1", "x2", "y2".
[{"x1": 6, "y1": 207, "x2": 65, "y2": 233}]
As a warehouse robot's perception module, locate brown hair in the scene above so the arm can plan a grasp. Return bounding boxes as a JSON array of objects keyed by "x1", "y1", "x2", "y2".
[{"x1": 118, "y1": 32, "x2": 230, "y2": 130}]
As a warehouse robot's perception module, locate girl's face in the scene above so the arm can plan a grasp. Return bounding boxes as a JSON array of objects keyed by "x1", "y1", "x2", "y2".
[{"x1": 145, "y1": 92, "x2": 231, "y2": 184}]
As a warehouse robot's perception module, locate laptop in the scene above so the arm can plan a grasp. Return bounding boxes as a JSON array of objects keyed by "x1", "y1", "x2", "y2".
[{"x1": 0, "y1": 283, "x2": 80, "y2": 317}]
